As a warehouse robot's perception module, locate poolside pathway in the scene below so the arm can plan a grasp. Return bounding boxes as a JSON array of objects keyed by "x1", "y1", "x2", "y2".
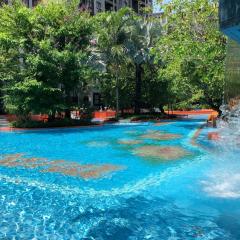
[{"x1": 0, "y1": 115, "x2": 9, "y2": 129}]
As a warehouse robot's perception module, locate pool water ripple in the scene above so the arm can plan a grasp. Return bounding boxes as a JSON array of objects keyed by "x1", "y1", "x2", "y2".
[{"x1": 0, "y1": 118, "x2": 240, "y2": 239}]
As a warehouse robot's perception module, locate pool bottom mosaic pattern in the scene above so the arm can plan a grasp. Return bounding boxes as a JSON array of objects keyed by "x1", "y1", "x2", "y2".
[{"x1": 0, "y1": 117, "x2": 240, "y2": 239}]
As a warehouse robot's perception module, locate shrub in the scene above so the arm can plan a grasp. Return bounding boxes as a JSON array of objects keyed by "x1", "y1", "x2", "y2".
[{"x1": 11, "y1": 119, "x2": 96, "y2": 128}]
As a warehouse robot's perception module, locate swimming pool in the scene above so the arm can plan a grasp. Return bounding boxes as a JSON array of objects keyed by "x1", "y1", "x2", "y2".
[{"x1": 0, "y1": 117, "x2": 240, "y2": 239}]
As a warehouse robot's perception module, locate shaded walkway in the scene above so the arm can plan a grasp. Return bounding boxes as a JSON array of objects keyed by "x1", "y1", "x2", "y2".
[{"x1": 0, "y1": 115, "x2": 9, "y2": 128}]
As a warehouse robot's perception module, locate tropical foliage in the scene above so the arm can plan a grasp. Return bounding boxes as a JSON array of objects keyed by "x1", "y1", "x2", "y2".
[
  {"x1": 154, "y1": 0, "x2": 227, "y2": 112},
  {"x1": 0, "y1": 0, "x2": 94, "y2": 119},
  {"x1": 0, "y1": 0, "x2": 227, "y2": 124}
]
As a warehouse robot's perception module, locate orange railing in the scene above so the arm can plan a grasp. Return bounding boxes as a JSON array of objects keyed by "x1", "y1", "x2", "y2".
[
  {"x1": 93, "y1": 110, "x2": 116, "y2": 120},
  {"x1": 167, "y1": 109, "x2": 218, "y2": 115}
]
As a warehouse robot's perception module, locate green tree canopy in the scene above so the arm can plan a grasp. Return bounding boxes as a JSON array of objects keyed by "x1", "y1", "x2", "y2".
[
  {"x1": 93, "y1": 8, "x2": 134, "y2": 116},
  {"x1": 0, "y1": 0, "x2": 227, "y2": 122},
  {"x1": 0, "y1": 0, "x2": 94, "y2": 119},
  {"x1": 154, "y1": 0, "x2": 227, "y2": 112}
]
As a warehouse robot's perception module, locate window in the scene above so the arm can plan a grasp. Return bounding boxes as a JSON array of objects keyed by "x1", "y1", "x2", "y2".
[
  {"x1": 0, "y1": 0, "x2": 8, "y2": 7},
  {"x1": 32, "y1": 0, "x2": 39, "y2": 7},
  {"x1": 23, "y1": 0, "x2": 30, "y2": 7},
  {"x1": 96, "y1": 1, "x2": 102, "y2": 12}
]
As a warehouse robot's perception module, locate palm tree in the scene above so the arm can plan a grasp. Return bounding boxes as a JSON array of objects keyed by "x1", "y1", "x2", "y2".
[
  {"x1": 94, "y1": 8, "x2": 132, "y2": 118},
  {"x1": 125, "y1": 16, "x2": 161, "y2": 114}
]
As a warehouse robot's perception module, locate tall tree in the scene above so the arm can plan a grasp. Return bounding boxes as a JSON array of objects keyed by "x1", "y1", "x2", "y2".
[
  {"x1": 95, "y1": 8, "x2": 132, "y2": 117},
  {"x1": 0, "y1": 0, "x2": 94, "y2": 119},
  {"x1": 126, "y1": 15, "x2": 161, "y2": 114},
  {"x1": 154, "y1": 0, "x2": 227, "y2": 112}
]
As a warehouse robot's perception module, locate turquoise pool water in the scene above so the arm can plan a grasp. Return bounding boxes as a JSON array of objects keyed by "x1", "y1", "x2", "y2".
[{"x1": 0, "y1": 117, "x2": 240, "y2": 239}]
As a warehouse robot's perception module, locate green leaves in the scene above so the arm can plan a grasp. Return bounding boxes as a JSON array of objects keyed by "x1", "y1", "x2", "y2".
[
  {"x1": 0, "y1": 0, "x2": 227, "y2": 117},
  {"x1": 0, "y1": 0, "x2": 94, "y2": 117},
  {"x1": 155, "y1": 0, "x2": 226, "y2": 111}
]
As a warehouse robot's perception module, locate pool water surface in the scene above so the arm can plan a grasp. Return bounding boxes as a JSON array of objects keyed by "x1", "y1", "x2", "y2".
[{"x1": 0, "y1": 117, "x2": 240, "y2": 239}]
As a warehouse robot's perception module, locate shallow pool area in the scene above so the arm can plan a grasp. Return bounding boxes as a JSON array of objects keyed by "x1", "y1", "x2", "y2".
[{"x1": 1, "y1": 117, "x2": 240, "y2": 239}]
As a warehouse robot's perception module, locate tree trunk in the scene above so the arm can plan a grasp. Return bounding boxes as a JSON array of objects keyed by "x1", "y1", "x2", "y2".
[
  {"x1": 65, "y1": 93, "x2": 72, "y2": 119},
  {"x1": 159, "y1": 105, "x2": 165, "y2": 114},
  {"x1": 115, "y1": 73, "x2": 119, "y2": 119},
  {"x1": 65, "y1": 109, "x2": 71, "y2": 119},
  {"x1": 116, "y1": 84, "x2": 119, "y2": 119},
  {"x1": 48, "y1": 112, "x2": 56, "y2": 122},
  {"x1": 134, "y1": 63, "x2": 142, "y2": 114}
]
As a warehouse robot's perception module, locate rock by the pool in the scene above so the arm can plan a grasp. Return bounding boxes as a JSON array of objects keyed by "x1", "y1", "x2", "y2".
[
  {"x1": 140, "y1": 131, "x2": 181, "y2": 140},
  {"x1": 0, "y1": 153, "x2": 125, "y2": 180},
  {"x1": 118, "y1": 139, "x2": 142, "y2": 145},
  {"x1": 134, "y1": 146, "x2": 189, "y2": 160}
]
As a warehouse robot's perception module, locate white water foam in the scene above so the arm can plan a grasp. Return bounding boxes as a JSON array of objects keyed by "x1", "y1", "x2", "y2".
[
  {"x1": 201, "y1": 102, "x2": 240, "y2": 199},
  {"x1": 202, "y1": 172, "x2": 240, "y2": 199}
]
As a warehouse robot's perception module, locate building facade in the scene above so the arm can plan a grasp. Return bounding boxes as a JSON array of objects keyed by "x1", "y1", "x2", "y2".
[
  {"x1": 219, "y1": 0, "x2": 240, "y2": 102},
  {"x1": 1, "y1": 0, "x2": 39, "y2": 7},
  {"x1": 219, "y1": 0, "x2": 240, "y2": 43},
  {"x1": 3, "y1": 0, "x2": 152, "y2": 14}
]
